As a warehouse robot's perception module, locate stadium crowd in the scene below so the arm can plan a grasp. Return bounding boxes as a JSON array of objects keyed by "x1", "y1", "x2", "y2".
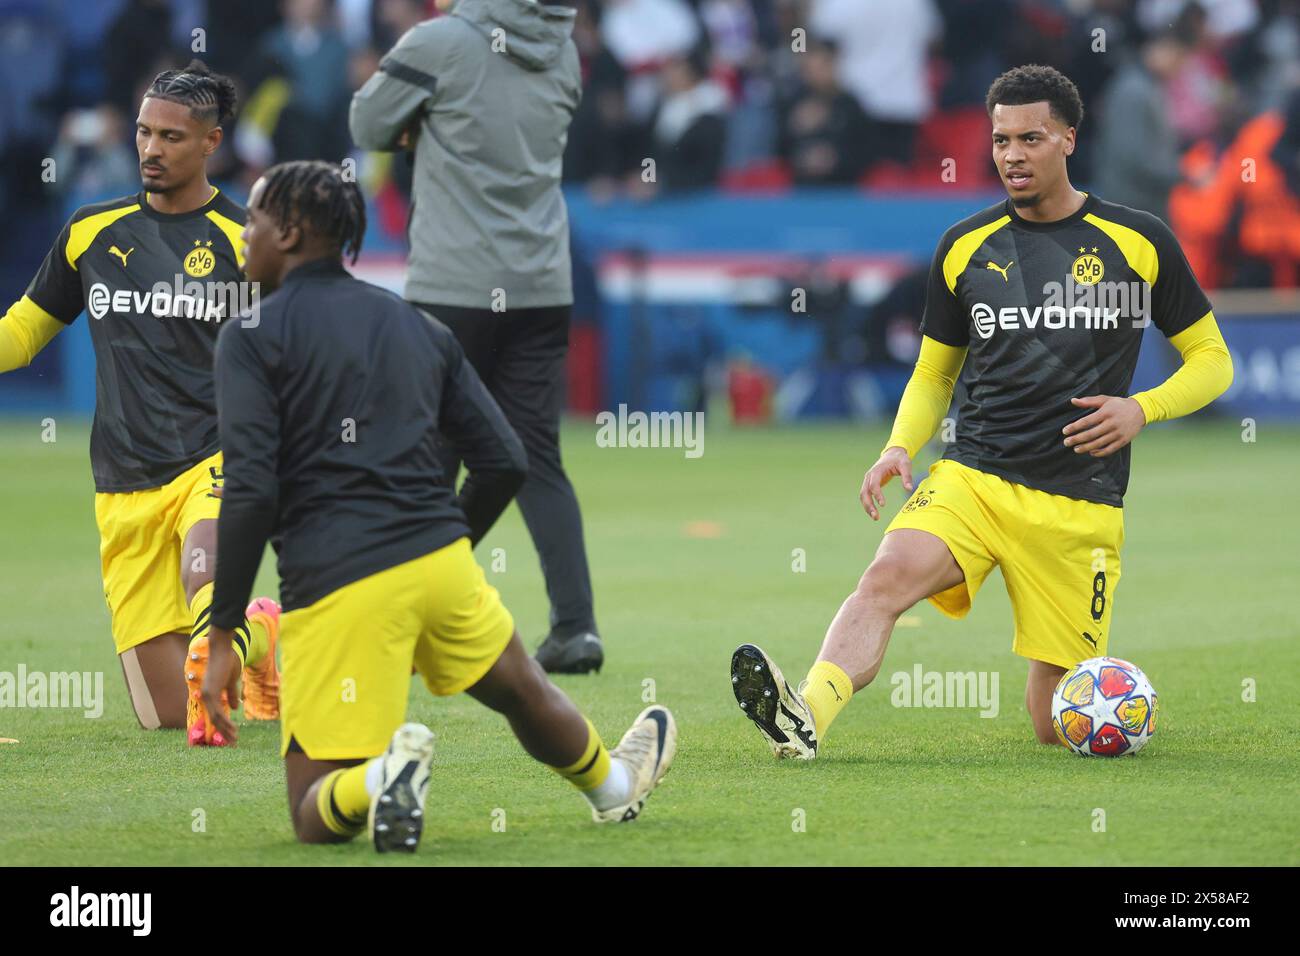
[{"x1": 2, "y1": 0, "x2": 1300, "y2": 288}]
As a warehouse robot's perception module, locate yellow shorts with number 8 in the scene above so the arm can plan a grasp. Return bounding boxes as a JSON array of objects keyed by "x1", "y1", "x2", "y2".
[{"x1": 885, "y1": 458, "x2": 1123, "y2": 670}]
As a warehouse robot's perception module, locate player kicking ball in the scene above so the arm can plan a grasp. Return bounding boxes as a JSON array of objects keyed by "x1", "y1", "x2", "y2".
[
  {"x1": 0, "y1": 61, "x2": 278, "y2": 745},
  {"x1": 201, "y1": 161, "x2": 675, "y2": 851},
  {"x1": 731, "y1": 65, "x2": 1233, "y2": 756}
]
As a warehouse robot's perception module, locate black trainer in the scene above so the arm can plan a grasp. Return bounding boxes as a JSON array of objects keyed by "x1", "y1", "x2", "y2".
[{"x1": 535, "y1": 631, "x2": 604, "y2": 674}]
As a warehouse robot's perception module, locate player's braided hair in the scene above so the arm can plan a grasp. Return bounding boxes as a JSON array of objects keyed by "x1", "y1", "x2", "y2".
[
  {"x1": 258, "y1": 160, "x2": 367, "y2": 264},
  {"x1": 145, "y1": 59, "x2": 238, "y2": 128},
  {"x1": 985, "y1": 64, "x2": 1084, "y2": 130}
]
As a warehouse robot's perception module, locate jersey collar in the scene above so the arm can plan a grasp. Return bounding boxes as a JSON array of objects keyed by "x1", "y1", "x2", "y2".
[
  {"x1": 137, "y1": 185, "x2": 221, "y2": 222},
  {"x1": 282, "y1": 257, "x2": 349, "y2": 285},
  {"x1": 1003, "y1": 191, "x2": 1098, "y2": 232}
]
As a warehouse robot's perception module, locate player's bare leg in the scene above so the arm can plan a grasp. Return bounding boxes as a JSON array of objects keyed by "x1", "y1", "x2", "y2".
[
  {"x1": 118, "y1": 632, "x2": 190, "y2": 729},
  {"x1": 1025, "y1": 659, "x2": 1067, "y2": 745},
  {"x1": 816, "y1": 529, "x2": 965, "y2": 688},
  {"x1": 732, "y1": 529, "x2": 965, "y2": 758},
  {"x1": 467, "y1": 633, "x2": 676, "y2": 822}
]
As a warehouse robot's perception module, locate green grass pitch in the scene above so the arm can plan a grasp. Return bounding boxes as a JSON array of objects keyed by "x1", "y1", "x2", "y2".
[{"x1": 0, "y1": 417, "x2": 1296, "y2": 866}]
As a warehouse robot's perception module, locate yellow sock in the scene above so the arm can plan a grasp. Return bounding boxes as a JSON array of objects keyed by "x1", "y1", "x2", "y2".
[
  {"x1": 315, "y1": 766, "x2": 370, "y2": 837},
  {"x1": 803, "y1": 660, "x2": 853, "y2": 741},
  {"x1": 550, "y1": 718, "x2": 612, "y2": 792},
  {"x1": 188, "y1": 582, "x2": 268, "y2": 669}
]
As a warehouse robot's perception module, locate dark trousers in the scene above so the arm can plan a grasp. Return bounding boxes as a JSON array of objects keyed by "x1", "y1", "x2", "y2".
[{"x1": 417, "y1": 302, "x2": 597, "y2": 638}]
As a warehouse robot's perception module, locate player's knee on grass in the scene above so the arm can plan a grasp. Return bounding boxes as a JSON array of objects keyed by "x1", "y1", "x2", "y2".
[
  {"x1": 1025, "y1": 662, "x2": 1066, "y2": 745},
  {"x1": 285, "y1": 748, "x2": 364, "y2": 844},
  {"x1": 120, "y1": 635, "x2": 189, "y2": 730}
]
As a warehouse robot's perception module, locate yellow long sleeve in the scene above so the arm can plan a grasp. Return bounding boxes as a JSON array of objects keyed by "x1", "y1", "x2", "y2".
[
  {"x1": 1131, "y1": 312, "x2": 1234, "y2": 424},
  {"x1": 882, "y1": 335, "x2": 968, "y2": 459},
  {"x1": 0, "y1": 296, "x2": 65, "y2": 372}
]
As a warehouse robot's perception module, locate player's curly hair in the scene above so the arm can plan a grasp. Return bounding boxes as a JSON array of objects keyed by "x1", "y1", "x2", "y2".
[
  {"x1": 145, "y1": 59, "x2": 238, "y2": 128},
  {"x1": 985, "y1": 64, "x2": 1084, "y2": 130},
  {"x1": 258, "y1": 160, "x2": 367, "y2": 265}
]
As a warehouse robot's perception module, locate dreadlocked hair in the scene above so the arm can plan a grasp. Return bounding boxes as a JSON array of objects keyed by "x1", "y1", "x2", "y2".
[
  {"x1": 258, "y1": 160, "x2": 367, "y2": 264},
  {"x1": 146, "y1": 59, "x2": 238, "y2": 128}
]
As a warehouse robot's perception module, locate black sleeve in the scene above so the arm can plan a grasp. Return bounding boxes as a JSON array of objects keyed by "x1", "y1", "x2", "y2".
[
  {"x1": 438, "y1": 336, "x2": 528, "y2": 545},
  {"x1": 918, "y1": 233, "x2": 970, "y2": 346},
  {"x1": 210, "y1": 320, "x2": 282, "y2": 630},
  {"x1": 1150, "y1": 219, "x2": 1213, "y2": 338},
  {"x1": 25, "y1": 219, "x2": 85, "y2": 323}
]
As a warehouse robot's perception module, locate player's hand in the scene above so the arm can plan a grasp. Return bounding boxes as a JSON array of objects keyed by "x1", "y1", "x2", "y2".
[
  {"x1": 201, "y1": 627, "x2": 242, "y2": 745},
  {"x1": 860, "y1": 446, "x2": 914, "y2": 521},
  {"x1": 1063, "y1": 395, "x2": 1147, "y2": 457}
]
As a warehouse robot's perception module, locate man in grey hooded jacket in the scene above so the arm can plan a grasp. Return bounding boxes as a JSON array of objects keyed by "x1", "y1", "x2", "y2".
[{"x1": 350, "y1": 0, "x2": 603, "y2": 674}]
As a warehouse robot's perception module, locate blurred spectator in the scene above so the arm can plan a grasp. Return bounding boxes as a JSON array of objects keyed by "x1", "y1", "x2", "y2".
[
  {"x1": 602, "y1": 0, "x2": 702, "y2": 123},
  {"x1": 1229, "y1": 0, "x2": 1300, "y2": 112},
  {"x1": 701, "y1": 0, "x2": 761, "y2": 71},
  {"x1": 776, "y1": 39, "x2": 870, "y2": 185},
  {"x1": 103, "y1": 0, "x2": 177, "y2": 121},
  {"x1": 373, "y1": 0, "x2": 430, "y2": 51},
  {"x1": 1173, "y1": 90, "x2": 1300, "y2": 287},
  {"x1": 809, "y1": 0, "x2": 941, "y2": 167},
  {"x1": 649, "y1": 48, "x2": 730, "y2": 192},
  {"x1": 1095, "y1": 32, "x2": 1191, "y2": 222},
  {"x1": 602, "y1": 0, "x2": 701, "y2": 68},
  {"x1": 1139, "y1": 0, "x2": 1260, "y2": 40},
  {"x1": 563, "y1": 48, "x2": 647, "y2": 192},
  {"x1": 49, "y1": 105, "x2": 139, "y2": 199},
  {"x1": 237, "y1": 0, "x2": 352, "y2": 174},
  {"x1": 1164, "y1": 2, "x2": 1229, "y2": 144}
]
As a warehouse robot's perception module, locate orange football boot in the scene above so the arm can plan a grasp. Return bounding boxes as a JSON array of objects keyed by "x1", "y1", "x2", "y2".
[
  {"x1": 242, "y1": 597, "x2": 281, "y2": 721},
  {"x1": 185, "y1": 633, "x2": 231, "y2": 747}
]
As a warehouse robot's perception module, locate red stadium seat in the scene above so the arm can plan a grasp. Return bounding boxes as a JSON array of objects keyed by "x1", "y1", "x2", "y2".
[{"x1": 720, "y1": 160, "x2": 793, "y2": 194}]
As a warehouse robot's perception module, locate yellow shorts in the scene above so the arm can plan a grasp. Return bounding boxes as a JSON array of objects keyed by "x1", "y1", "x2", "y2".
[
  {"x1": 94, "y1": 452, "x2": 224, "y2": 654},
  {"x1": 885, "y1": 459, "x2": 1124, "y2": 669},
  {"x1": 278, "y1": 537, "x2": 515, "y2": 760}
]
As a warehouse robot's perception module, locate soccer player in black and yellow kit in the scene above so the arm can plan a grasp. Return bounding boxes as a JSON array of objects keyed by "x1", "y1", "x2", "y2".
[
  {"x1": 201, "y1": 161, "x2": 675, "y2": 851},
  {"x1": 731, "y1": 65, "x2": 1234, "y2": 754},
  {"x1": 0, "y1": 61, "x2": 279, "y2": 745}
]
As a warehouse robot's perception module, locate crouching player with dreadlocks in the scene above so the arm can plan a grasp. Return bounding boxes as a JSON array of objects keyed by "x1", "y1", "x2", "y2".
[
  {"x1": 0, "y1": 60, "x2": 279, "y2": 744},
  {"x1": 202, "y1": 161, "x2": 676, "y2": 851}
]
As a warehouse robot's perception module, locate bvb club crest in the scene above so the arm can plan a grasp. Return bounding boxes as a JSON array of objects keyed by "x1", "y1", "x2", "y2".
[
  {"x1": 1071, "y1": 246, "x2": 1104, "y2": 286},
  {"x1": 184, "y1": 239, "x2": 216, "y2": 278}
]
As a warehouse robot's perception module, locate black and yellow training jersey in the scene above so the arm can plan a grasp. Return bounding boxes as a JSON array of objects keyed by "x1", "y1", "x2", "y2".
[
  {"x1": 920, "y1": 192, "x2": 1213, "y2": 506},
  {"x1": 24, "y1": 189, "x2": 247, "y2": 492},
  {"x1": 209, "y1": 258, "x2": 528, "y2": 629}
]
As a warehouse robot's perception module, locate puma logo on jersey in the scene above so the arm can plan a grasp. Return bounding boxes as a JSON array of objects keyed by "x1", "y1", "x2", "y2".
[
  {"x1": 985, "y1": 260, "x2": 1014, "y2": 281},
  {"x1": 108, "y1": 245, "x2": 134, "y2": 268}
]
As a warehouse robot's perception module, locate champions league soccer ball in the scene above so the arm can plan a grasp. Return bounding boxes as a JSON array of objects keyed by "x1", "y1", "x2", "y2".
[{"x1": 1051, "y1": 657, "x2": 1158, "y2": 756}]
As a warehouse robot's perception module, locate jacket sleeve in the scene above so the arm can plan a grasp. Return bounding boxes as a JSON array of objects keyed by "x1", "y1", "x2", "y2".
[
  {"x1": 349, "y1": 22, "x2": 449, "y2": 151},
  {"x1": 210, "y1": 320, "x2": 282, "y2": 630}
]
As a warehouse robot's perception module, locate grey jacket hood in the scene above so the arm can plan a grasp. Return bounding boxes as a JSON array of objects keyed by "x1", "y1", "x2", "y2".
[{"x1": 453, "y1": 0, "x2": 576, "y2": 71}]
